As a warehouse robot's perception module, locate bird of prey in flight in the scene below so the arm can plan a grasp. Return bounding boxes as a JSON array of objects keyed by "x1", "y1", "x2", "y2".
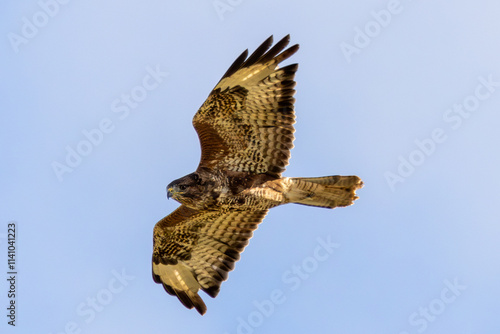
[{"x1": 152, "y1": 35, "x2": 363, "y2": 315}]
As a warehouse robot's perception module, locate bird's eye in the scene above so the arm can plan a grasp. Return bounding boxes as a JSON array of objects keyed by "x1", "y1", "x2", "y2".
[{"x1": 178, "y1": 185, "x2": 187, "y2": 191}]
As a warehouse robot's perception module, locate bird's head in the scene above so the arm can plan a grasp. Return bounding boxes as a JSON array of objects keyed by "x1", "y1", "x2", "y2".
[{"x1": 167, "y1": 173, "x2": 203, "y2": 205}]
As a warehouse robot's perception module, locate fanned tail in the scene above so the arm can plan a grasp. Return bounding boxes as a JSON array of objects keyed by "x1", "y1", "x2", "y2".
[{"x1": 286, "y1": 175, "x2": 363, "y2": 209}]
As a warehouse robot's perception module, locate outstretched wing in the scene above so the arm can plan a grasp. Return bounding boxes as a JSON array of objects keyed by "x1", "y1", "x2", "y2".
[
  {"x1": 152, "y1": 206, "x2": 268, "y2": 315},
  {"x1": 193, "y1": 35, "x2": 299, "y2": 178}
]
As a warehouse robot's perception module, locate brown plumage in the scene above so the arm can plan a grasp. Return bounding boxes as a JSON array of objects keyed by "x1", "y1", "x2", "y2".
[{"x1": 152, "y1": 35, "x2": 363, "y2": 315}]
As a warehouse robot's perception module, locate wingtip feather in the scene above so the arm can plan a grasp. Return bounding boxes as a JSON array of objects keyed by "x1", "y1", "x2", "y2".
[{"x1": 217, "y1": 35, "x2": 298, "y2": 84}]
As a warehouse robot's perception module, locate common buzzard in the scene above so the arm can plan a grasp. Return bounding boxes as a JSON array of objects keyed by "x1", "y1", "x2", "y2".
[{"x1": 152, "y1": 35, "x2": 363, "y2": 315}]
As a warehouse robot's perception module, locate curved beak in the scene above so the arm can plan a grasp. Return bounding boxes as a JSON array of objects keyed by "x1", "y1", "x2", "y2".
[{"x1": 167, "y1": 187, "x2": 174, "y2": 199}]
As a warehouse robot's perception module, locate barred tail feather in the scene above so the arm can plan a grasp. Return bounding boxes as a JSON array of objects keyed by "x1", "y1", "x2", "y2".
[{"x1": 287, "y1": 175, "x2": 363, "y2": 209}]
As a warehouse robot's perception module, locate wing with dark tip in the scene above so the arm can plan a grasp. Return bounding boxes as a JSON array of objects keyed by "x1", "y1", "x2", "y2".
[
  {"x1": 193, "y1": 35, "x2": 299, "y2": 177},
  {"x1": 152, "y1": 205, "x2": 268, "y2": 315}
]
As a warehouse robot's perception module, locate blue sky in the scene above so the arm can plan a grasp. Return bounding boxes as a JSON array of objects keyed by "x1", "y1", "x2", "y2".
[{"x1": 1, "y1": 0, "x2": 500, "y2": 333}]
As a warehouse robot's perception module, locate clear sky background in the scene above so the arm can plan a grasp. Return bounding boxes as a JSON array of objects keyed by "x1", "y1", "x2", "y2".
[{"x1": 1, "y1": 0, "x2": 500, "y2": 333}]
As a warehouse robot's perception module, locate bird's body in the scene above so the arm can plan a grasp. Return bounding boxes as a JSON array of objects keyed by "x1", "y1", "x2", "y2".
[
  {"x1": 166, "y1": 169, "x2": 275, "y2": 211},
  {"x1": 152, "y1": 35, "x2": 363, "y2": 315}
]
